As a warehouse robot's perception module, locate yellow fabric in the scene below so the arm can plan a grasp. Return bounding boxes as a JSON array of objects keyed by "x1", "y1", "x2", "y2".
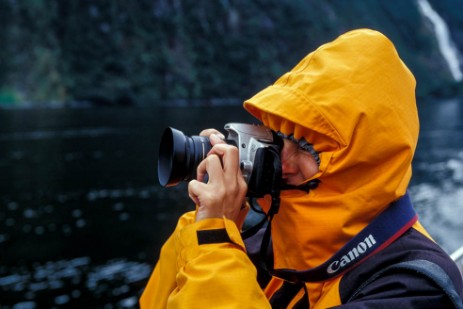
[
  {"x1": 141, "y1": 28, "x2": 427, "y2": 308},
  {"x1": 308, "y1": 278, "x2": 342, "y2": 309},
  {"x1": 244, "y1": 28, "x2": 422, "y2": 307},
  {"x1": 140, "y1": 211, "x2": 270, "y2": 308}
]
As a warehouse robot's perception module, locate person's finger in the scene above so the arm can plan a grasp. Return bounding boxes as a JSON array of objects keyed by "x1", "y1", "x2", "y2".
[
  {"x1": 209, "y1": 133, "x2": 226, "y2": 145},
  {"x1": 196, "y1": 154, "x2": 223, "y2": 183},
  {"x1": 188, "y1": 179, "x2": 205, "y2": 205},
  {"x1": 207, "y1": 144, "x2": 240, "y2": 176},
  {"x1": 199, "y1": 128, "x2": 225, "y2": 139},
  {"x1": 196, "y1": 156, "x2": 208, "y2": 182},
  {"x1": 196, "y1": 142, "x2": 229, "y2": 182}
]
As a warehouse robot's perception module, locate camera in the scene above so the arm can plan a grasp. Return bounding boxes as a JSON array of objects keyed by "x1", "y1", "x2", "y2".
[{"x1": 157, "y1": 123, "x2": 283, "y2": 197}]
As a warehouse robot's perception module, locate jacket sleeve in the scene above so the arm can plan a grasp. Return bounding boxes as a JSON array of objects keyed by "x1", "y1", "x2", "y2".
[
  {"x1": 332, "y1": 266, "x2": 462, "y2": 309},
  {"x1": 140, "y1": 211, "x2": 271, "y2": 309}
]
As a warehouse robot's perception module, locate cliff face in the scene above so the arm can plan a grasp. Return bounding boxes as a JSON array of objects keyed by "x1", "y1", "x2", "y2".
[{"x1": 1, "y1": 0, "x2": 462, "y2": 106}]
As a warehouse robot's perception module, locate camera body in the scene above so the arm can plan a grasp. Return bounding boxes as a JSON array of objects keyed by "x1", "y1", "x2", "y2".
[
  {"x1": 158, "y1": 123, "x2": 283, "y2": 197},
  {"x1": 224, "y1": 123, "x2": 282, "y2": 197}
]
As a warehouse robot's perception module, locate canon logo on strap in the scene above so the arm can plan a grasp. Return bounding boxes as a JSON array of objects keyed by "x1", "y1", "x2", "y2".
[
  {"x1": 269, "y1": 194, "x2": 417, "y2": 283},
  {"x1": 327, "y1": 234, "x2": 377, "y2": 274}
]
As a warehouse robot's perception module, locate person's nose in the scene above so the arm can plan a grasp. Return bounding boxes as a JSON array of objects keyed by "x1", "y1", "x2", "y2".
[{"x1": 281, "y1": 148, "x2": 298, "y2": 178}]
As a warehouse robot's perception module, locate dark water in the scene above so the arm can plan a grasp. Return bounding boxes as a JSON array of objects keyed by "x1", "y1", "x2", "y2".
[
  {"x1": 0, "y1": 105, "x2": 255, "y2": 308},
  {"x1": 0, "y1": 100, "x2": 462, "y2": 308}
]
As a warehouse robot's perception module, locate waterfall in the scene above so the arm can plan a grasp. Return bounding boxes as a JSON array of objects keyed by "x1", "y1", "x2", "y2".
[{"x1": 417, "y1": 0, "x2": 463, "y2": 82}]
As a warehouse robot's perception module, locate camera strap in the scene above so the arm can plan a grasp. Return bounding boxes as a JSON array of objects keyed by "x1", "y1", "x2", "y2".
[
  {"x1": 259, "y1": 193, "x2": 418, "y2": 283},
  {"x1": 241, "y1": 180, "x2": 320, "y2": 240},
  {"x1": 241, "y1": 146, "x2": 282, "y2": 240},
  {"x1": 241, "y1": 211, "x2": 269, "y2": 240}
]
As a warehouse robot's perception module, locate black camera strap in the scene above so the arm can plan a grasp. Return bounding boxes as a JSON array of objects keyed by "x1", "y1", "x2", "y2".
[
  {"x1": 241, "y1": 185, "x2": 320, "y2": 240},
  {"x1": 259, "y1": 193, "x2": 418, "y2": 283},
  {"x1": 241, "y1": 212, "x2": 269, "y2": 240},
  {"x1": 241, "y1": 146, "x2": 282, "y2": 240}
]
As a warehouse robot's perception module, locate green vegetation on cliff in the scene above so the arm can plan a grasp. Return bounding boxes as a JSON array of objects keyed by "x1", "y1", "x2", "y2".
[{"x1": 1, "y1": 0, "x2": 462, "y2": 106}]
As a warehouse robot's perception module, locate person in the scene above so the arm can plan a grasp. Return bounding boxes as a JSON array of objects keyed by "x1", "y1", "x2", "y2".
[{"x1": 140, "y1": 29, "x2": 463, "y2": 308}]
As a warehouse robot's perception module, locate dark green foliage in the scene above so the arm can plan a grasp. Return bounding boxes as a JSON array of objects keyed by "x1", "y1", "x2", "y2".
[{"x1": 1, "y1": 0, "x2": 462, "y2": 106}]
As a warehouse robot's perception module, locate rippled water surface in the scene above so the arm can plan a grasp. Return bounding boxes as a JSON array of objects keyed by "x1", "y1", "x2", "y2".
[
  {"x1": 409, "y1": 99, "x2": 463, "y2": 253},
  {"x1": 0, "y1": 100, "x2": 462, "y2": 308}
]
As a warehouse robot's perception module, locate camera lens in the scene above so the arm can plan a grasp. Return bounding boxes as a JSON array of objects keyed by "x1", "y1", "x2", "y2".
[{"x1": 158, "y1": 127, "x2": 212, "y2": 187}]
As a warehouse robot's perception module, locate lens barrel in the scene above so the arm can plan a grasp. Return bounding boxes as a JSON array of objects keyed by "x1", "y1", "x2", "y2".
[{"x1": 158, "y1": 127, "x2": 211, "y2": 187}]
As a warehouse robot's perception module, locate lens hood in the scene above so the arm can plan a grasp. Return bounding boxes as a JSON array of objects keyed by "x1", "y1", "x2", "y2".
[
  {"x1": 158, "y1": 127, "x2": 211, "y2": 187},
  {"x1": 158, "y1": 127, "x2": 187, "y2": 186}
]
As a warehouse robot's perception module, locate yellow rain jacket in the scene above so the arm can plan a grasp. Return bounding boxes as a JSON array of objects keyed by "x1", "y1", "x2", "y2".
[{"x1": 140, "y1": 29, "x2": 462, "y2": 308}]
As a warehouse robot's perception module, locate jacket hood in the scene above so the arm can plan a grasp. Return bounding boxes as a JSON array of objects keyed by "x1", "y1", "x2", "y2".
[{"x1": 244, "y1": 29, "x2": 420, "y2": 271}]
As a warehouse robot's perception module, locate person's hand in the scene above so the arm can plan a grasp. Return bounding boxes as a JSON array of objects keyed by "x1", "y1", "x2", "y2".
[{"x1": 188, "y1": 129, "x2": 248, "y2": 226}]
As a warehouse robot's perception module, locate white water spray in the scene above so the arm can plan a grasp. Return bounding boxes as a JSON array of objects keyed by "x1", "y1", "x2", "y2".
[{"x1": 417, "y1": 0, "x2": 463, "y2": 82}]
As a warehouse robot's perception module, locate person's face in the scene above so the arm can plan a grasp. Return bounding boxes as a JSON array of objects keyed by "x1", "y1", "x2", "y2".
[{"x1": 280, "y1": 139, "x2": 319, "y2": 186}]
